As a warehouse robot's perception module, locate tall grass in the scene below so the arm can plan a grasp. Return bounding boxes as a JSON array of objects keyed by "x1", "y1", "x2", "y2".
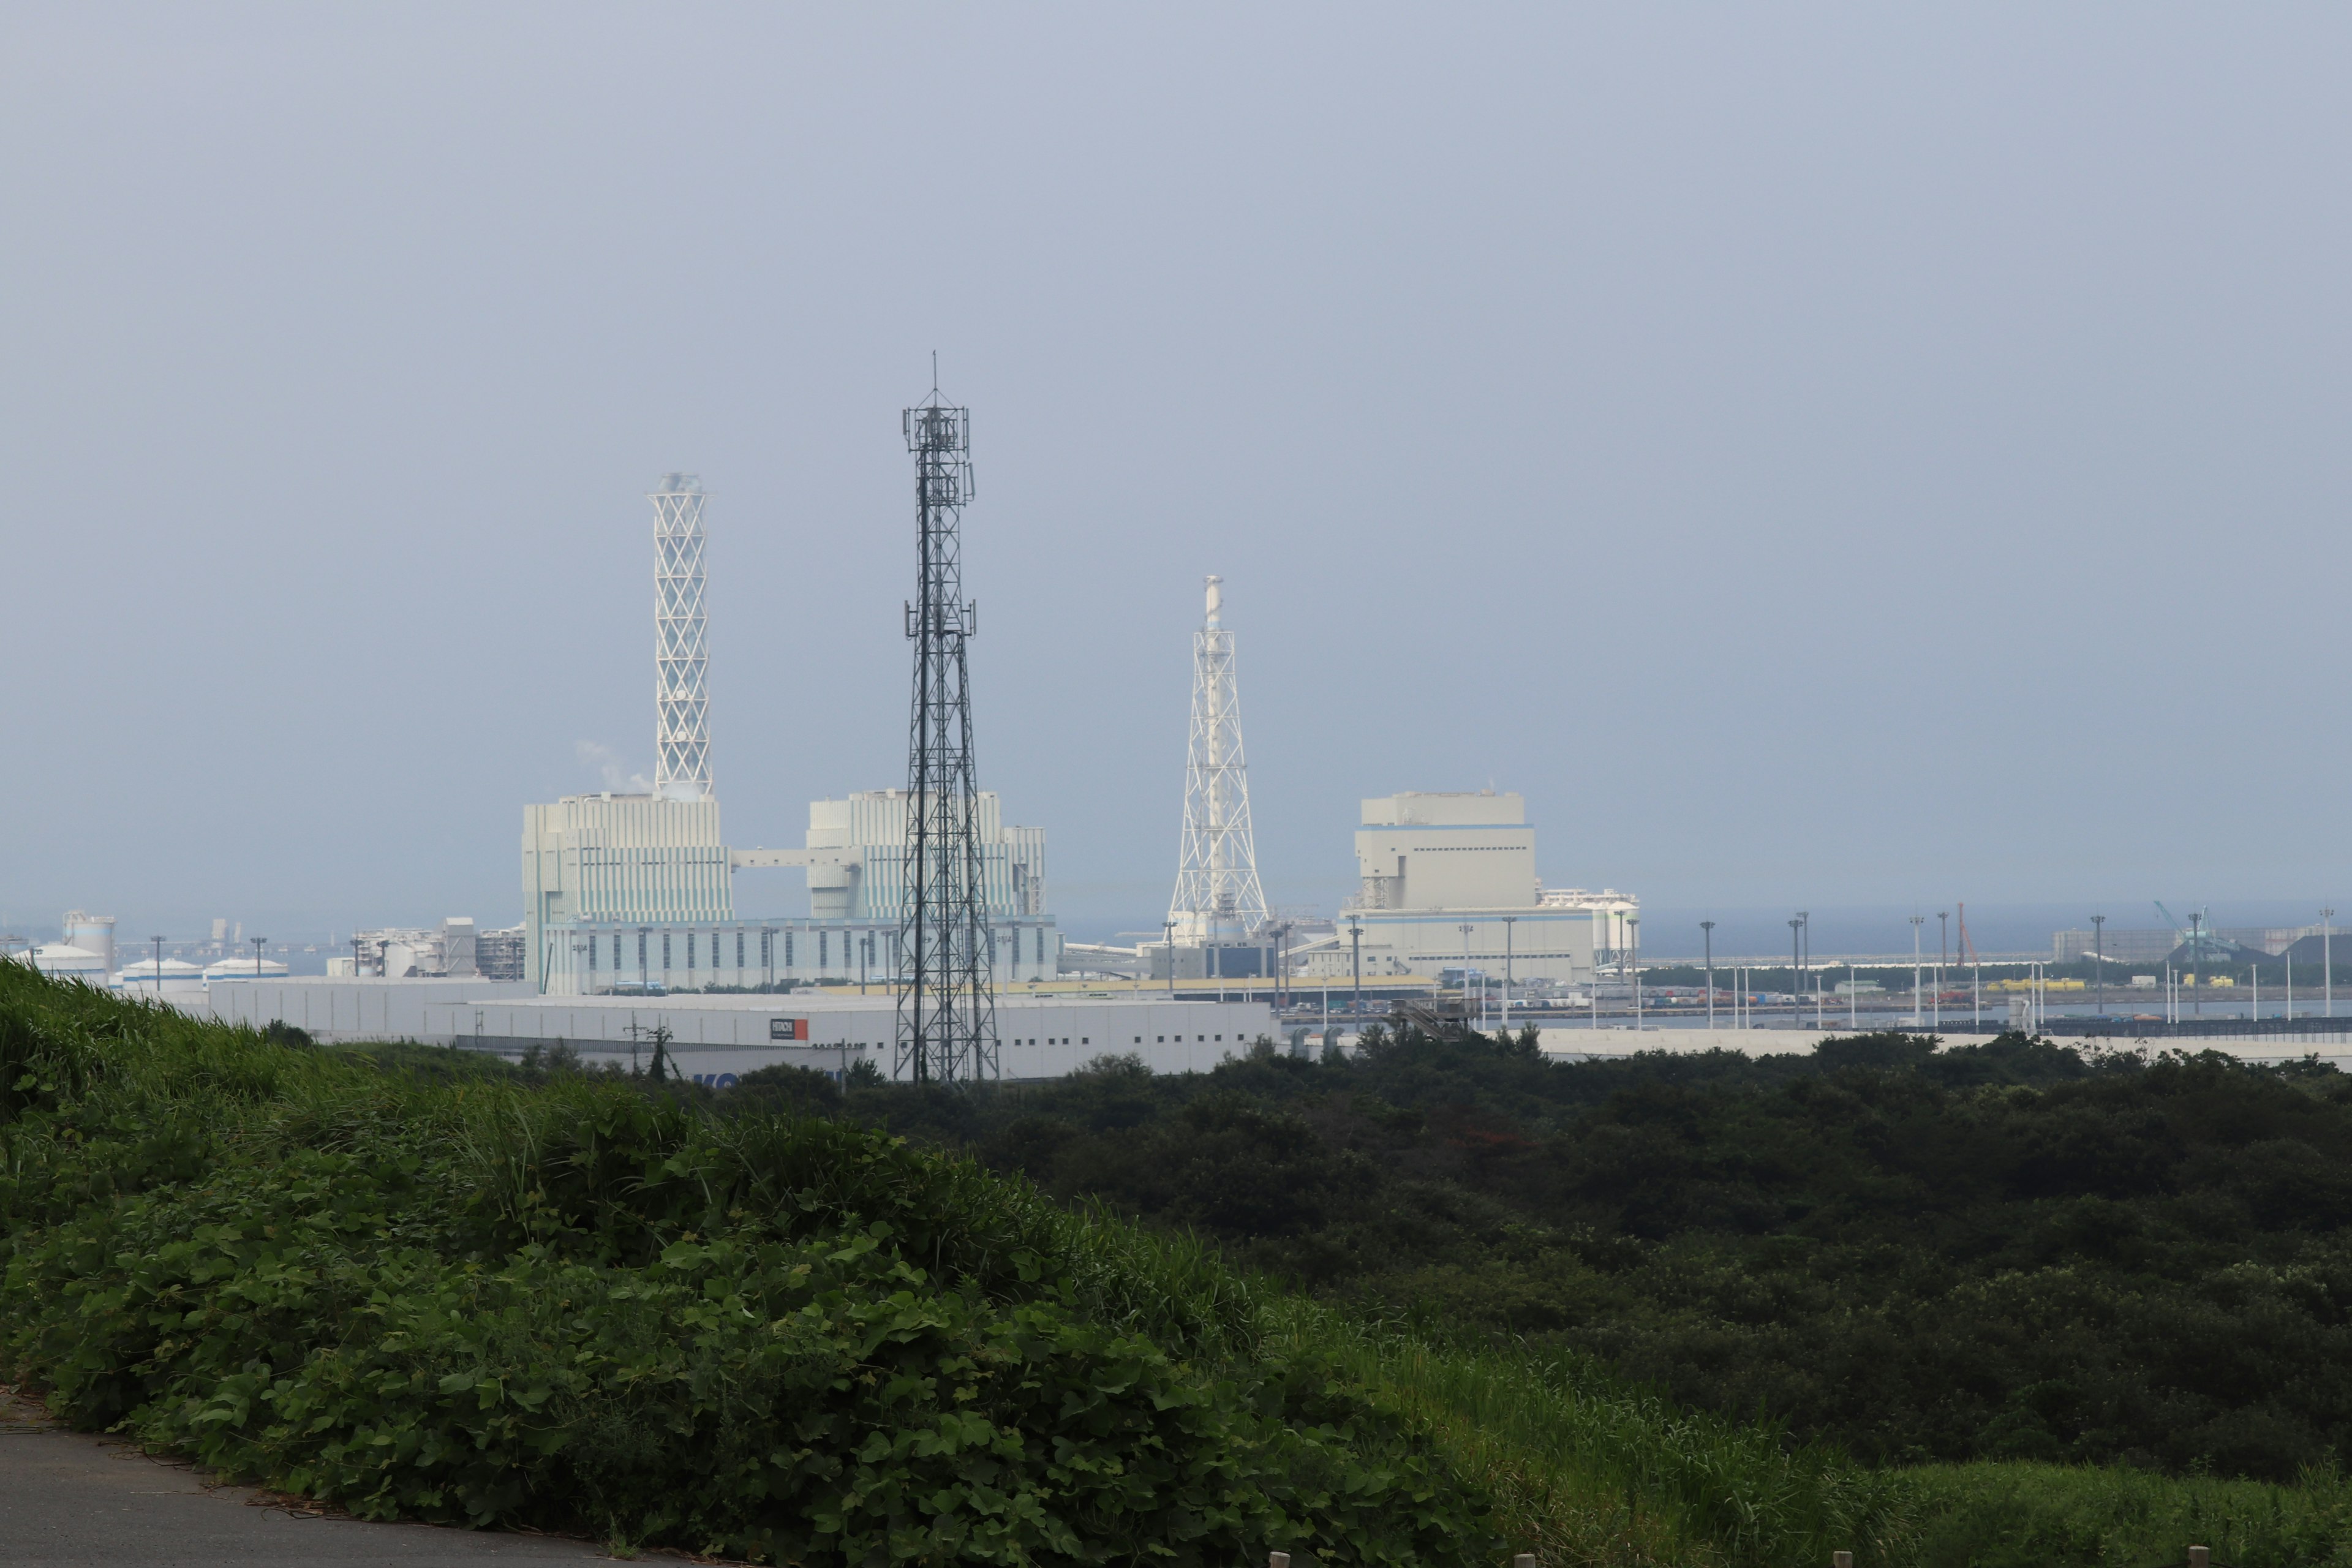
[
  {"x1": 1904, "y1": 1461, "x2": 2352, "y2": 1568},
  {"x1": 1268, "y1": 1303, "x2": 1910, "y2": 1568}
]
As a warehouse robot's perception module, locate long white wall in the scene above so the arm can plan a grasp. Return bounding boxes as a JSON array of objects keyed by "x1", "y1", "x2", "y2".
[{"x1": 197, "y1": 980, "x2": 1272, "y2": 1080}]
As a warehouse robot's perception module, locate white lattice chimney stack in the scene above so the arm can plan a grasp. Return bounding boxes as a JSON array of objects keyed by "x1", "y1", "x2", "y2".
[
  {"x1": 1168, "y1": 573, "x2": 1268, "y2": 946},
  {"x1": 650, "y1": 473, "x2": 713, "y2": 802}
]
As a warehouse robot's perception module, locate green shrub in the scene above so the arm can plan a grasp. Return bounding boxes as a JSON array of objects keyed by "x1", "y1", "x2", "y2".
[{"x1": 0, "y1": 967, "x2": 1491, "y2": 1564}]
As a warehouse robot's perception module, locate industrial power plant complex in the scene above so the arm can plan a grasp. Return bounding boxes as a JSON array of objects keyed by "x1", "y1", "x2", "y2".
[
  {"x1": 21, "y1": 379, "x2": 1640, "y2": 1083},
  {"x1": 23, "y1": 380, "x2": 2342, "y2": 1078}
]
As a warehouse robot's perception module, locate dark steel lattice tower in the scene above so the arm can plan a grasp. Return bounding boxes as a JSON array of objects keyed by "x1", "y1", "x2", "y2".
[{"x1": 894, "y1": 382, "x2": 998, "y2": 1084}]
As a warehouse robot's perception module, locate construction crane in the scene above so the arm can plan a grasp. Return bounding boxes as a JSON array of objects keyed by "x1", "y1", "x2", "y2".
[
  {"x1": 1956, "y1": 903, "x2": 1980, "y2": 968},
  {"x1": 2154, "y1": 901, "x2": 2249, "y2": 966}
]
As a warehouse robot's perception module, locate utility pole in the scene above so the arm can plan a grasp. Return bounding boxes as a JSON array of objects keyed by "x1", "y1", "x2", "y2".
[
  {"x1": 2091, "y1": 914, "x2": 2105, "y2": 1016},
  {"x1": 1909, "y1": 914, "x2": 1924, "y2": 1027},
  {"x1": 1936, "y1": 911, "x2": 1948, "y2": 1029},
  {"x1": 2190, "y1": 911, "x2": 2204, "y2": 1019},
  {"x1": 150, "y1": 935, "x2": 166, "y2": 1000},
  {"x1": 1701, "y1": 920, "x2": 1715, "y2": 1029},
  {"x1": 1458, "y1": 922, "x2": 1475, "y2": 1025},
  {"x1": 1348, "y1": 916, "x2": 1362, "y2": 1016},
  {"x1": 1630, "y1": 916, "x2": 1641, "y2": 1028},
  {"x1": 1789, "y1": 917, "x2": 1803, "y2": 1022},
  {"x1": 251, "y1": 935, "x2": 266, "y2": 981},
  {"x1": 2325, "y1": 908, "x2": 2335, "y2": 1020},
  {"x1": 1165, "y1": 918, "x2": 1178, "y2": 999},
  {"x1": 1502, "y1": 915, "x2": 1515, "y2": 1035},
  {"x1": 1799, "y1": 911, "x2": 1812, "y2": 1027}
]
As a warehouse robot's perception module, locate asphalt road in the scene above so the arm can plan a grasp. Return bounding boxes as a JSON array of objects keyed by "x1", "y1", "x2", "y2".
[{"x1": 0, "y1": 1392, "x2": 610, "y2": 1566}]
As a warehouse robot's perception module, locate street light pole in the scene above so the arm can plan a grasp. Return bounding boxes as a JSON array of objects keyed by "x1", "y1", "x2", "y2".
[
  {"x1": 1457, "y1": 922, "x2": 1475, "y2": 1028},
  {"x1": 1502, "y1": 916, "x2": 1515, "y2": 1036},
  {"x1": 1349, "y1": 916, "x2": 1363, "y2": 1017},
  {"x1": 2190, "y1": 911, "x2": 2204, "y2": 1019},
  {"x1": 1630, "y1": 916, "x2": 1641, "y2": 1028},
  {"x1": 1164, "y1": 918, "x2": 1178, "y2": 1000},
  {"x1": 1936, "y1": 911, "x2": 1948, "y2": 1030},
  {"x1": 1701, "y1": 920, "x2": 1716, "y2": 1028},
  {"x1": 1909, "y1": 915, "x2": 1924, "y2": 1027},
  {"x1": 1798, "y1": 911, "x2": 1812, "y2": 1027},
  {"x1": 2325, "y1": 908, "x2": 2337, "y2": 1021},
  {"x1": 252, "y1": 935, "x2": 266, "y2": 981},
  {"x1": 1789, "y1": 917, "x2": 1802, "y2": 1023},
  {"x1": 2091, "y1": 914, "x2": 2106, "y2": 1017},
  {"x1": 150, "y1": 935, "x2": 166, "y2": 1001}
]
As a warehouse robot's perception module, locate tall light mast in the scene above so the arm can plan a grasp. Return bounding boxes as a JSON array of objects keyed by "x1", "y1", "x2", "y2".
[
  {"x1": 650, "y1": 473, "x2": 713, "y2": 801},
  {"x1": 1169, "y1": 575, "x2": 1268, "y2": 949},
  {"x1": 894, "y1": 381, "x2": 997, "y2": 1084}
]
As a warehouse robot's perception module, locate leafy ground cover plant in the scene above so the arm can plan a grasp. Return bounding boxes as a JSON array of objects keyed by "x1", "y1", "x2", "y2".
[
  {"x1": 17, "y1": 969, "x2": 2352, "y2": 1565},
  {"x1": 814, "y1": 1028, "x2": 2352, "y2": 1480},
  {"x1": 0, "y1": 967, "x2": 1490, "y2": 1565}
]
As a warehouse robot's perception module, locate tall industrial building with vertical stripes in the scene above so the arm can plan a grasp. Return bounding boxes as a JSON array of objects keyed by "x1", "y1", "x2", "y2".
[{"x1": 522, "y1": 473, "x2": 1058, "y2": 997}]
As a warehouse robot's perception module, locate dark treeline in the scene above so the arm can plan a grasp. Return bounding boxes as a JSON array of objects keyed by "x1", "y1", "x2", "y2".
[{"x1": 712, "y1": 1029, "x2": 2352, "y2": 1480}]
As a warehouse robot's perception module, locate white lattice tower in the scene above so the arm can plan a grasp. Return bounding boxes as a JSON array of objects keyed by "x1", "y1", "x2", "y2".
[
  {"x1": 1169, "y1": 575, "x2": 1268, "y2": 944},
  {"x1": 650, "y1": 473, "x2": 713, "y2": 801}
]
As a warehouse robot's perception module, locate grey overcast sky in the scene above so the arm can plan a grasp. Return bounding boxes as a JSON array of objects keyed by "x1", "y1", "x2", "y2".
[{"x1": 3, "y1": 5, "x2": 2349, "y2": 947}]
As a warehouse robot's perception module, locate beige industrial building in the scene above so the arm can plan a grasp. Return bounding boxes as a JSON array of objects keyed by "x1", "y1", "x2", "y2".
[
  {"x1": 1293, "y1": 791, "x2": 1638, "y2": 985},
  {"x1": 524, "y1": 789, "x2": 1058, "y2": 995}
]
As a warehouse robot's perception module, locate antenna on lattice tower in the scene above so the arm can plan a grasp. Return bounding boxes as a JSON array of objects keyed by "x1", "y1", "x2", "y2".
[
  {"x1": 649, "y1": 473, "x2": 713, "y2": 801},
  {"x1": 1168, "y1": 574, "x2": 1269, "y2": 947},
  {"x1": 895, "y1": 381, "x2": 998, "y2": 1085}
]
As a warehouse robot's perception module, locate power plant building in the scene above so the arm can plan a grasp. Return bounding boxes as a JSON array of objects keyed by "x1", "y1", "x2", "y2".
[
  {"x1": 1301, "y1": 791, "x2": 1635, "y2": 985},
  {"x1": 521, "y1": 470, "x2": 1057, "y2": 998},
  {"x1": 527, "y1": 788, "x2": 1058, "y2": 995}
]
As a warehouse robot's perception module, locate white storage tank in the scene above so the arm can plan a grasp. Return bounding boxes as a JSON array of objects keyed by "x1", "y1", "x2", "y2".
[
  {"x1": 61, "y1": 911, "x2": 115, "y2": 976},
  {"x1": 204, "y1": 954, "x2": 290, "y2": 984},
  {"x1": 22, "y1": 944, "x2": 109, "y2": 986}
]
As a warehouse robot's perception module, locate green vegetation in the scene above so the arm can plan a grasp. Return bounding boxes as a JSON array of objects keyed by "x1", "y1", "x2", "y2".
[
  {"x1": 0, "y1": 965, "x2": 1894, "y2": 1566},
  {"x1": 807, "y1": 1028, "x2": 2352, "y2": 1483},
  {"x1": 18, "y1": 963, "x2": 2352, "y2": 1565}
]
